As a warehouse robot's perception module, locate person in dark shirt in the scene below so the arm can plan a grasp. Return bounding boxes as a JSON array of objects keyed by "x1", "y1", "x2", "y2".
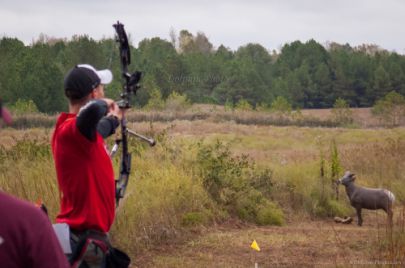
[
  {"x1": 0, "y1": 191, "x2": 69, "y2": 268},
  {"x1": 52, "y1": 64, "x2": 126, "y2": 267},
  {"x1": 1, "y1": 102, "x2": 68, "y2": 267}
]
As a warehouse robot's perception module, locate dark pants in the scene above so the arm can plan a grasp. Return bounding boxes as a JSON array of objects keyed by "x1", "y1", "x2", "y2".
[{"x1": 67, "y1": 229, "x2": 110, "y2": 268}]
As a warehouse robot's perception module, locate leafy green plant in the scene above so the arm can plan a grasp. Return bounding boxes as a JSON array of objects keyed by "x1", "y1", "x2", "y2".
[
  {"x1": 144, "y1": 87, "x2": 165, "y2": 111},
  {"x1": 165, "y1": 91, "x2": 191, "y2": 111},
  {"x1": 372, "y1": 91, "x2": 405, "y2": 127},
  {"x1": 330, "y1": 139, "x2": 341, "y2": 199},
  {"x1": 10, "y1": 99, "x2": 39, "y2": 115},
  {"x1": 256, "y1": 201, "x2": 285, "y2": 226},
  {"x1": 331, "y1": 98, "x2": 353, "y2": 126},
  {"x1": 224, "y1": 98, "x2": 234, "y2": 111},
  {"x1": 270, "y1": 96, "x2": 292, "y2": 116},
  {"x1": 234, "y1": 98, "x2": 253, "y2": 111},
  {"x1": 308, "y1": 187, "x2": 351, "y2": 218},
  {"x1": 255, "y1": 102, "x2": 270, "y2": 112},
  {"x1": 181, "y1": 211, "x2": 209, "y2": 226},
  {"x1": 194, "y1": 140, "x2": 283, "y2": 225}
]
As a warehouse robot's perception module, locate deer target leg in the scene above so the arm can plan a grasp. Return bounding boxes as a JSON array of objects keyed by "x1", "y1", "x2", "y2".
[{"x1": 356, "y1": 207, "x2": 363, "y2": 226}]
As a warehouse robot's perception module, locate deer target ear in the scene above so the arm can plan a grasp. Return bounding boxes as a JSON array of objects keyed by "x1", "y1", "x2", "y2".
[{"x1": 351, "y1": 174, "x2": 356, "y2": 180}]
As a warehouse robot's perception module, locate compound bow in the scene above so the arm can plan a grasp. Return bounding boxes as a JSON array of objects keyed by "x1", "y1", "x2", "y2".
[{"x1": 112, "y1": 21, "x2": 155, "y2": 206}]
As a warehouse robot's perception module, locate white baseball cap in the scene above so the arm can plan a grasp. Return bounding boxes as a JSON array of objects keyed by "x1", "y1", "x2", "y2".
[{"x1": 77, "y1": 64, "x2": 113, "y2": 84}]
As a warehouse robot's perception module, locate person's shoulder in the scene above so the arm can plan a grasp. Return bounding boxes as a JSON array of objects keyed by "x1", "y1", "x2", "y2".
[
  {"x1": 55, "y1": 112, "x2": 77, "y2": 132},
  {"x1": 0, "y1": 191, "x2": 30, "y2": 208},
  {"x1": 0, "y1": 191, "x2": 47, "y2": 224},
  {"x1": 56, "y1": 112, "x2": 76, "y2": 124}
]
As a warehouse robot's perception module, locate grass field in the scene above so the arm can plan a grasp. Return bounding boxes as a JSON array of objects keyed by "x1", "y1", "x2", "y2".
[{"x1": 1, "y1": 107, "x2": 404, "y2": 267}]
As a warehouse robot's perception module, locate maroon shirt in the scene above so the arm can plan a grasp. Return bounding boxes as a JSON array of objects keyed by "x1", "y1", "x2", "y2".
[{"x1": 0, "y1": 191, "x2": 69, "y2": 268}]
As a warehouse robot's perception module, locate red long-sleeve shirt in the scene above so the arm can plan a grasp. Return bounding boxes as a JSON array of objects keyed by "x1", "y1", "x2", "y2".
[{"x1": 52, "y1": 112, "x2": 115, "y2": 232}]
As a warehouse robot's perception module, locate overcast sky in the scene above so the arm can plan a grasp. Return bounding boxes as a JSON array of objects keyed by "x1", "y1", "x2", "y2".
[{"x1": 1, "y1": 0, "x2": 404, "y2": 53}]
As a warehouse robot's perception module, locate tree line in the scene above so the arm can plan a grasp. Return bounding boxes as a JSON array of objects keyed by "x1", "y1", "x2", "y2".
[{"x1": 1, "y1": 31, "x2": 405, "y2": 113}]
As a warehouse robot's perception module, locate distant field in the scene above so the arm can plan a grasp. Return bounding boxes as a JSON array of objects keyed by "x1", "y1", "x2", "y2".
[
  {"x1": 7, "y1": 105, "x2": 399, "y2": 130},
  {"x1": 300, "y1": 107, "x2": 381, "y2": 126},
  {"x1": 134, "y1": 105, "x2": 395, "y2": 128}
]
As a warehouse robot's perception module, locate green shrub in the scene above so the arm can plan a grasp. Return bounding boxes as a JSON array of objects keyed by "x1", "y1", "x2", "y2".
[
  {"x1": 372, "y1": 91, "x2": 405, "y2": 127},
  {"x1": 330, "y1": 139, "x2": 342, "y2": 199},
  {"x1": 308, "y1": 188, "x2": 351, "y2": 218},
  {"x1": 270, "y1": 96, "x2": 292, "y2": 116},
  {"x1": 144, "y1": 87, "x2": 165, "y2": 111},
  {"x1": 224, "y1": 99, "x2": 234, "y2": 111},
  {"x1": 249, "y1": 168, "x2": 274, "y2": 197},
  {"x1": 256, "y1": 201, "x2": 285, "y2": 226},
  {"x1": 194, "y1": 140, "x2": 284, "y2": 225},
  {"x1": 331, "y1": 98, "x2": 353, "y2": 126},
  {"x1": 181, "y1": 211, "x2": 208, "y2": 226},
  {"x1": 234, "y1": 190, "x2": 262, "y2": 222},
  {"x1": 235, "y1": 98, "x2": 253, "y2": 111},
  {"x1": 10, "y1": 99, "x2": 39, "y2": 115},
  {"x1": 165, "y1": 92, "x2": 191, "y2": 111},
  {"x1": 255, "y1": 102, "x2": 270, "y2": 112},
  {"x1": 326, "y1": 199, "x2": 352, "y2": 217},
  {"x1": 234, "y1": 190, "x2": 284, "y2": 226},
  {"x1": 195, "y1": 140, "x2": 251, "y2": 202}
]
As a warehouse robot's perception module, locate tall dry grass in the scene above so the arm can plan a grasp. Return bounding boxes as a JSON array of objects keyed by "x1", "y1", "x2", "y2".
[
  {"x1": 0, "y1": 131, "x2": 60, "y2": 219},
  {"x1": 110, "y1": 136, "x2": 218, "y2": 254},
  {"x1": 0, "y1": 127, "x2": 281, "y2": 258},
  {"x1": 0, "y1": 129, "x2": 218, "y2": 257},
  {"x1": 1, "y1": 117, "x2": 405, "y2": 261}
]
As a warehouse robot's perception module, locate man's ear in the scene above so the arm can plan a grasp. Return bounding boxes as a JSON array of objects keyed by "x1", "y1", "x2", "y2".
[
  {"x1": 91, "y1": 85, "x2": 104, "y2": 99},
  {"x1": 90, "y1": 88, "x2": 97, "y2": 99}
]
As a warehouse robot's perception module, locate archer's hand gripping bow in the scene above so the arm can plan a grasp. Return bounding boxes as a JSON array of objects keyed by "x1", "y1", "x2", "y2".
[{"x1": 112, "y1": 21, "x2": 155, "y2": 206}]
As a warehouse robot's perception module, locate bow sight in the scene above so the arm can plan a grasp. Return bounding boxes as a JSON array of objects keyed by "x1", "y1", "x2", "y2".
[{"x1": 113, "y1": 21, "x2": 142, "y2": 109}]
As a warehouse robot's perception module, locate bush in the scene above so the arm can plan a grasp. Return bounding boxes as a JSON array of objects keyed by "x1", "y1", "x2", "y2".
[
  {"x1": 144, "y1": 87, "x2": 165, "y2": 111},
  {"x1": 235, "y1": 190, "x2": 284, "y2": 226},
  {"x1": 165, "y1": 92, "x2": 191, "y2": 111},
  {"x1": 235, "y1": 190, "x2": 262, "y2": 222},
  {"x1": 181, "y1": 211, "x2": 209, "y2": 226},
  {"x1": 235, "y1": 98, "x2": 253, "y2": 111},
  {"x1": 10, "y1": 99, "x2": 39, "y2": 115},
  {"x1": 194, "y1": 140, "x2": 284, "y2": 225},
  {"x1": 308, "y1": 188, "x2": 351, "y2": 218},
  {"x1": 224, "y1": 99, "x2": 234, "y2": 111},
  {"x1": 372, "y1": 91, "x2": 405, "y2": 127},
  {"x1": 256, "y1": 201, "x2": 285, "y2": 226},
  {"x1": 270, "y1": 96, "x2": 292, "y2": 116},
  {"x1": 256, "y1": 102, "x2": 270, "y2": 112},
  {"x1": 331, "y1": 98, "x2": 353, "y2": 126}
]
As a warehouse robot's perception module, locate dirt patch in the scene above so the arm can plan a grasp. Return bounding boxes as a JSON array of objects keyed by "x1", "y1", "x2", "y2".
[{"x1": 133, "y1": 217, "x2": 402, "y2": 267}]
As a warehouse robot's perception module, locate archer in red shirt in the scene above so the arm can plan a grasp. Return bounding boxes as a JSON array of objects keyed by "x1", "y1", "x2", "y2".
[{"x1": 52, "y1": 64, "x2": 123, "y2": 233}]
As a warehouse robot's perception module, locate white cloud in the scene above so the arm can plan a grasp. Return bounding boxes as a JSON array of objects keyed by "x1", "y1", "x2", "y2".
[{"x1": 0, "y1": 0, "x2": 404, "y2": 53}]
